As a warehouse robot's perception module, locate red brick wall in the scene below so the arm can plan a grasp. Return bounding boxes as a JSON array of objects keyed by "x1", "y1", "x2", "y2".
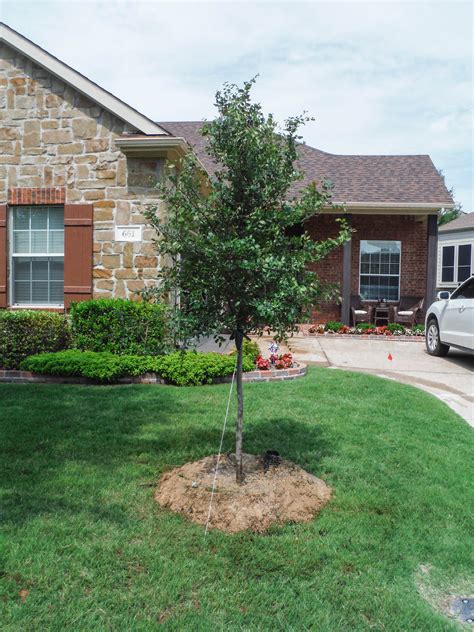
[
  {"x1": 305, "y1": 214, "x2": 344, "y2": 321},
  {"x1": 305, "y1": 213, "x2": 428, "y2": 323},
  {"x1": 351, "y1": 214, "x2": 427, "y2": 297}
]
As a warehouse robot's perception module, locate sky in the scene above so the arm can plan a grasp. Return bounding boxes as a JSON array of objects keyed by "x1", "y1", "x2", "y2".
[{"x1": 2, "y1": 0, "x2": 473, "y2": 210}]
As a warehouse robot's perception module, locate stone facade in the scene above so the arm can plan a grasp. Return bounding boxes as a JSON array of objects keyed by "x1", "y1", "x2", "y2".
[{"x1": 0, "y1": 42, "x2": 163, "y2": 301}]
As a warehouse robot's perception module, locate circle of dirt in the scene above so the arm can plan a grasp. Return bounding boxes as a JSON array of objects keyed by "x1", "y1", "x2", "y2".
[{"x1": 155, "y1": 453, "x2": 332, "y2": 533}]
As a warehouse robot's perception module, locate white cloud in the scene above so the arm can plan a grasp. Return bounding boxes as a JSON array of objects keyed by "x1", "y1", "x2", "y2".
[{"x1": 2, "y1": 0, "x2": 473, "y2": 209}]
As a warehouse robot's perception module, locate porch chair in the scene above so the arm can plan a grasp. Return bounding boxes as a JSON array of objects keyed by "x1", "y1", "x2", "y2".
[
  {"x1": 391, "y1": 297, "x2": 424, "y2": 328},
  {"x1": 350, "y1": 296, "x2": 373, "y2": 326}
]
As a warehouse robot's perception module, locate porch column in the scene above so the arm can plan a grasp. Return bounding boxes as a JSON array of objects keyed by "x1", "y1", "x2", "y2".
[
  {"x1": 341, "y1": 214, "x2": 353, "y2": 326},
  {"x1": 425, "y1": 214, "x2": 438, "y2": 308}
]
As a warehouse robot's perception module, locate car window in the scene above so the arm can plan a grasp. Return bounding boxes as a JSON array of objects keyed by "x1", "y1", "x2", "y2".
[{"x1": 451, "y1": 277, "x2": 474, "y2": 300}]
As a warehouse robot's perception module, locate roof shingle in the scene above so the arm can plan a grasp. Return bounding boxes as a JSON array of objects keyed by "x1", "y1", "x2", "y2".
[
  {"x1": 439, "y1": 213, "x2": 474, "y2": 232},
  {"x1": 158, "y1": 121, "x2": 454, "y2": 207}
]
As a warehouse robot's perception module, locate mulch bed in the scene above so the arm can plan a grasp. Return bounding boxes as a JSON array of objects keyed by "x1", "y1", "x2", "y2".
[{"x1": 155, "y1": 453, "x2": 332, "y2": 533}]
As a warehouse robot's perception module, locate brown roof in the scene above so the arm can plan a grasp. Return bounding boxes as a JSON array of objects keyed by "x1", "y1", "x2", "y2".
[
  {"x1": 158, "y1": 121, "x2": 454, "y2": 207},
  {"x1": 439, "y1": 212, "x2": 474, "y2": 232}
]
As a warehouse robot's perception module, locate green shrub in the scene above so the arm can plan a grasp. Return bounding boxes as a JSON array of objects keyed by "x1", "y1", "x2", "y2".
[
  {"x1": 325, "y1": 321, "x2": 344, "y2": 332},
  {"x1": 412, "y1": 324, "x2": 425, "y2": 334},
  {"x1": 155, "y1": 351, "x2": 254, "y2": 386},
  {"x1": 0, "y1": 311, "x2": 70, "y2": 369},
  {"x1": 386, "y1": 323, "x2": 405, "y2": 333},
  {"x1": 21, "y1": 350, "x2": 153, "y2": 382},
  {"x1": 229, "y1": 339, "x2": 261, "y2": 362},
  {"x1": 21, "y1": 349, "x2": 254, "y2": 385},
  {"x1": 69, "y1": 298, "x2": 168, "y2": 355}
]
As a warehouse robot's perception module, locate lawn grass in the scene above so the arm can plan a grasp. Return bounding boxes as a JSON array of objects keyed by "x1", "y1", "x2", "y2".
[{"x1": 0, "y1": 368, "x2": 472, "y2": 631}]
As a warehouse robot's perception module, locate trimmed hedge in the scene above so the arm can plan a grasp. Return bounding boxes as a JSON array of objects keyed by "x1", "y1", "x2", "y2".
[
  {"x1": 157, "y1": 351, "x2": 254, "y2": 386},
  {"x1": 69, "y1": 298, "x2": 168, "y2": 355},
  {"x1": 21, "y1": 350, "x2": 254, "y2": 385},
  {"x1": 0, "y1": 311, "x2": 70, "y2": 370}
]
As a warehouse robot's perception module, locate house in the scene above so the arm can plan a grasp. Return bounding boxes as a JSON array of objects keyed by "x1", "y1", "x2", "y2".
[
  {"x1": 437, "y1": 213, "x2": 474, "y2": 292},
  {"x1": 0, "y1": 23, "x2": 454, "y2": 324}
]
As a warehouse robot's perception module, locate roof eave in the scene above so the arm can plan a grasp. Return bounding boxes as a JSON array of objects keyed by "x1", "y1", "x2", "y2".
[
  {"x1": 114, "y1": 136, "x2": 188, "y2": 160},
  {"x1": 323, "y1": 201, "x2": 454, "y2": 215},
  {"x1": 0, "y1": 22, "x2": 167, "y2": 136}
]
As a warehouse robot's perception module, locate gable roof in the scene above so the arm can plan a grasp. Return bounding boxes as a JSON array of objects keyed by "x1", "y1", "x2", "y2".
[
  {"x1": 439, "y1": 213, "x2": 474, "y2": 233},
  {"x1": 159, "y1": 121, "x2": 454, "y2": 209},
  {"x1": 0, "y1": 22, "x2": 167, "y2": 136}
]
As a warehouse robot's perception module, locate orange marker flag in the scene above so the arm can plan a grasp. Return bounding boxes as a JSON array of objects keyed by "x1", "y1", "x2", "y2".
[{"x1": 388, "y1": 353, "x2": 393, "y2": 361}]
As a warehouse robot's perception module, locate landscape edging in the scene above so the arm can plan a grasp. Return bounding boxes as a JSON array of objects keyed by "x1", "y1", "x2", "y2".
[{"x1": 0, "y1": 362, "x2": 307, "y2": 385}]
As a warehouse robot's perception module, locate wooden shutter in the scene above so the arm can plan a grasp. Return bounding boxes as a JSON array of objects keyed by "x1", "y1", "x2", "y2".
[
  {"x1": 0, "y1": 205, "x2": 7, "y2": 308},
  {"x1": 64, "y1": 203, "x2": 93, "y2": 309}
]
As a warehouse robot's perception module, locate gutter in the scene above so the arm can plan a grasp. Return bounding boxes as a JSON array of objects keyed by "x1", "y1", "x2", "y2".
[{"x1": 323, "y1": 201, "x2": 454, "y2": 215}]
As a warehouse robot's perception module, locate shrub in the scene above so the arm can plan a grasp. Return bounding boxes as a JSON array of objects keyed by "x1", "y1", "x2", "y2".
[
  {"x1": 229, "y1": 339, "x2": 261, "y2": 362},
  {"x1": 325, "y1": 321, "x2": 344, "y2": 332},
  {"x1": 21, "y1": 350, "x2": 156, "y2": 382},
  {"x1": 386, "y1": 323, "x2": 405, "y2": 333},
  {"x1": 156, "y1": 351, "x2": 254, "y2": 386},
  {"x1": 412, "y1": 324, "x2": 425, "y2": 334},
  {"x1": 21, "y1": 349, "x2": 254, "y2": 385},
  {"x1": 0, "y1": 311, "x2": 70, "y2": 369},
  {"x1": 69, "y1": 298, "x2": 168, "y2": 355}
]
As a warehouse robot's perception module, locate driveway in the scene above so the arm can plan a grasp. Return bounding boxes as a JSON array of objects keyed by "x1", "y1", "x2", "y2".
[{"x1": 286, "y1": 336, "x2": 474, "y2": 426}]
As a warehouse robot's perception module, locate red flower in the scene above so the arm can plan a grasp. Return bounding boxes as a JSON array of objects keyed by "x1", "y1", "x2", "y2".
[{"x1": 256, "y1": 355, "x2": 271, "y2": 370}]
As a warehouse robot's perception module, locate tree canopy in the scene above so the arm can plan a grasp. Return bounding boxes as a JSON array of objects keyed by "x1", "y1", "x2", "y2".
[{"x1": 146, "y1": 78, "x2": 351, "y2": 481}]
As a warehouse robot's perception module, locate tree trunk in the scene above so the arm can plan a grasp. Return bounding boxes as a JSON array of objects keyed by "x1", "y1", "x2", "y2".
[{"x1": 235, "y1": 331, "x2": 244, "y2": 484}]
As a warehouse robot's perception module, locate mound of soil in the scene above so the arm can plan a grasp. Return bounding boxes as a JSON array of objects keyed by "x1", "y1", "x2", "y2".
[{"x1": 155, "y1": 453, "x2": 332, "y2": 533}]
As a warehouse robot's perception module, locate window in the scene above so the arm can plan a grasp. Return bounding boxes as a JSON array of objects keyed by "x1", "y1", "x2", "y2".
[
  {"x1": 359, "y1": 240, "x2": 401, "y2": 301},
  {"x1": 10, "y1": 206, "x2": 64, "y2": 306},
  {"x1": 440, "y1": 242, "x2": 473, "y2": 286}
]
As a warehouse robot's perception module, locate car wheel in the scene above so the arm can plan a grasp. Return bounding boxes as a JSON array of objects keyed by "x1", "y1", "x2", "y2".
[{"x1": 426, "y1": 318, "x2": 450, "y2": 356}]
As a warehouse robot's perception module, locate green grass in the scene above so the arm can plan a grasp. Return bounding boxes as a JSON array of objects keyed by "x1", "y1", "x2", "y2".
[{"x1": 0, "y1": 368, "x2": 472, "y2": 631}]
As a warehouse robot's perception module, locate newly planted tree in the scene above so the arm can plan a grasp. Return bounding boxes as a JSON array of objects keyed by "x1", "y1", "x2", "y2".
[{"x1": 146, "y1": 78, "x2": 351, "y2": 482}]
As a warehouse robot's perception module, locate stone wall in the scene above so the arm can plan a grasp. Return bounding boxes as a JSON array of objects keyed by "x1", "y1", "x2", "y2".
[{"x1": 0, "y1": 42, "x2": 164, "y2": 301}]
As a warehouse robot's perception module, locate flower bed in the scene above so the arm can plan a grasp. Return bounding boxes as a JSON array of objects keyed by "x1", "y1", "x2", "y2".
[
  {"x1": 300, "y1": 322, "x2": 425, "y2": 340},
  {"x1": 1, "y1": 348, "x2": 306, "y2": 385}
]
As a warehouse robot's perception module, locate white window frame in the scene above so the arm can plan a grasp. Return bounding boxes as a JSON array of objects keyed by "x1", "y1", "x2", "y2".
[
  {"x1": 438, "y1": 240, "x2": 474, "y2": 287},
  {"x1": 358, "y1": 240, "x2": 402, "y2": 302},
  {"x1": 9, "y1": 205, "x2": 65, "y2": 308}
]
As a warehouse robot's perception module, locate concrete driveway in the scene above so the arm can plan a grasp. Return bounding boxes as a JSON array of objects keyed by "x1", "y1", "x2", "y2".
[{"x1": 286, "y1": 336, "x2": 474, "y2": 426}]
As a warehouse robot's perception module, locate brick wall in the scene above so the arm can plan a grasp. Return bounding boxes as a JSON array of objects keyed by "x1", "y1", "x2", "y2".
[
  {"x1": 0, "y1": 42, "x2": 164, "y2": 302},
  {"x1": 305, "y1": 214, "x2": 344, "y2": 321},
  {"x1": 306, "y1": 213, "x2": 428, "y2": 323}
]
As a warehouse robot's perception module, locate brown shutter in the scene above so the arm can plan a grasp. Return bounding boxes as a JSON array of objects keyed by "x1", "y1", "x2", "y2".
[
  {"x1": 0, "y1": 205, "x2": 7, "y2": 308},
  {"x1": 64, "y1": 203, "x2": 93, "y2": 309}
]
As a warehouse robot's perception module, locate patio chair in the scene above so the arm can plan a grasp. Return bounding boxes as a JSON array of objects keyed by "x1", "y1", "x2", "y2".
[
  {"x1": 350, "y1": 296, "x2": 373, "y2": 326},
  {"x1": 391, "y1": 297, "x2": 424, "y2": 327}
]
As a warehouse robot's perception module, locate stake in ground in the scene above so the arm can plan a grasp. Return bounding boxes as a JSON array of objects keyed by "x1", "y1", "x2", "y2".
[{"x1": 146, "y1": 78, "x2": 351, "y2": 482}]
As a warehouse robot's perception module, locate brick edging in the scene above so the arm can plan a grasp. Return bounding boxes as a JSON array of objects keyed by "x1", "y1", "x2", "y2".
[
  {"x1": 0, "y1": 362, "x2": 307, "y2": 385},
  {"x1": 219, "y1": 361, "x2": 307, "y2": 383}
]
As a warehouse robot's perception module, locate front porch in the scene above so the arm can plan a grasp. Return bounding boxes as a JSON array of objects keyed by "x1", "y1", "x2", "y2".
[{"x1": 306, "y1": 211, "x2": 438, "y2": 325}]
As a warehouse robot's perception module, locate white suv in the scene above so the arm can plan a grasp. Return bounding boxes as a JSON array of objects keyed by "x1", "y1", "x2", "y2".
[{"x1": 425, "y1": 275, "x2": 474, "y2": 356}]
